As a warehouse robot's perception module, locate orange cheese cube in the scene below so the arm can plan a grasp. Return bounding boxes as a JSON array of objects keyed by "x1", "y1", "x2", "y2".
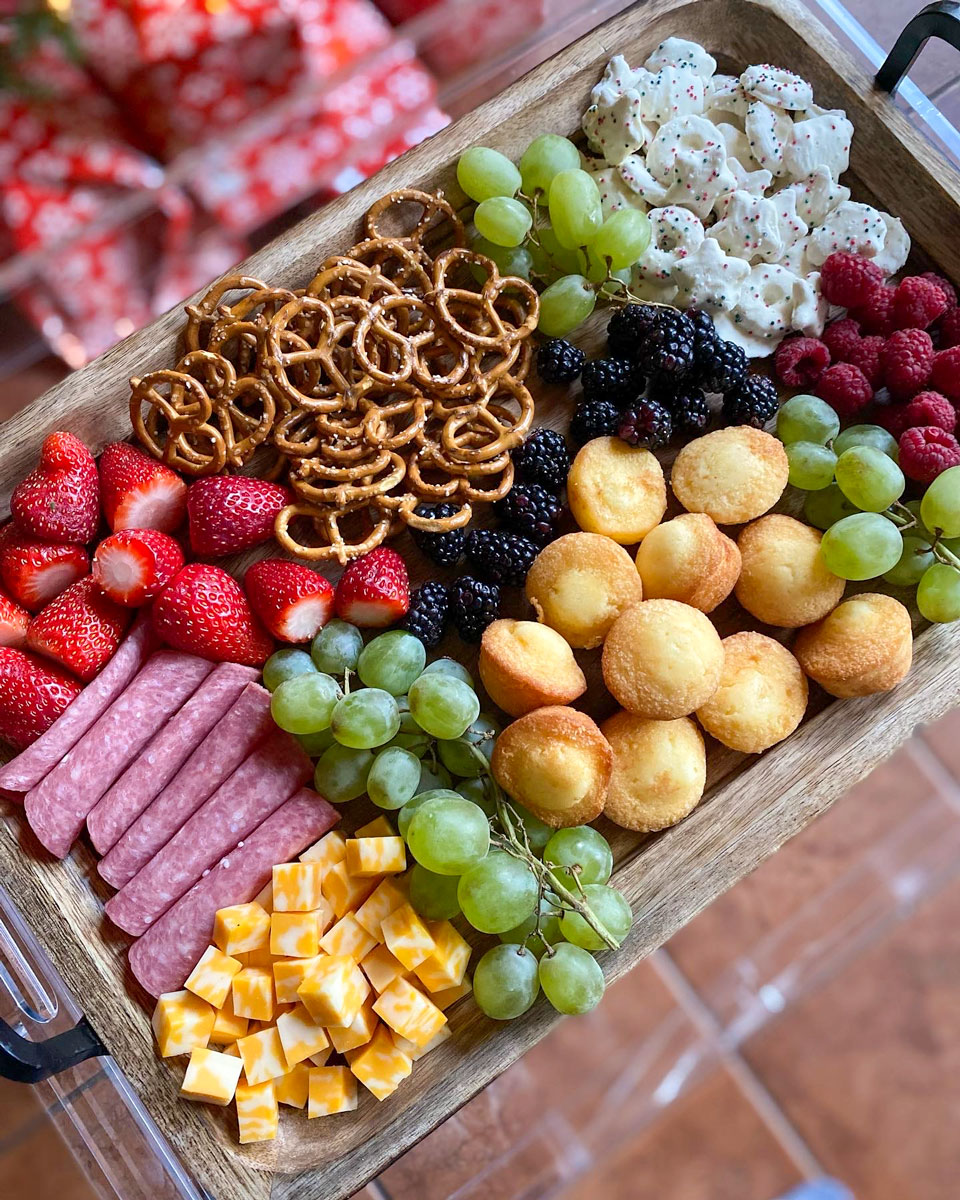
[
  {"x1": 275, "y1": 1061, "x2": 310, "y2": 1109},
  {"x1": 270, "y1": 911, "x2": 320, "y2": 958},
  {"x1": 237, "y1": 1025, "x2": 289, "y2": 1086},
  {"x1": 354, "y1": 815, "x2": 394, "y2": 838},
  {"x1": 392, "y1": 1024, "x2": 451, "y2": 1061},
  {"x1": 235, "y1": 1080, "x2": 278, "y2": 1143},
  {"x1": 345, "y1": 836, "x2": 406, "y2": 877},
  {"x1": 210, "y1": 993, "x2": 249, "y2": 1044},
  {"x1": 360, "y1": 944, "x2": 408, "y2": 993},
  {"x1": 213, "y1": 902, "x2": 270, "y2": 956},
  {"x1": 273, "y1": 955, "x2": 324, "y2": 1005},
  {"x1": 381, "y1": 902, "x2": 436, "y2": 971},
  {"x1": 413, "y1": 921, "x2": 471, "y2": 992},
  {"x1": 272, "y1": 862, "x2": 324, "y2": 912},
  {"x1": 252, "y1": 880, "x2": 273, "y2": 914},
  {"x1": 298, "y1": 955, "x2": 369, "y2": 1028},
  {"x1": 373, "y1": 976, "x2": 447, "y2": 1048},
  {"x1": 428, "y1": 977, "x2": 472, "y2": 1011},
  {"x1": 184, "y1": 945, "x2": 242, "y2": 1009},
  {"x1": 350, "y1": 1026, "x2": 412, "y2": 1101},
  {"x1": 322, "y1": 860, "x2": 376, "y2": 919},
  {"x1": 237, "y1": 947, "x2": 275, "y2": 969},
  {"x1": 307, "y1": 1066, "x2": 357, "y2": 1117},
  {"x1": 231, "y1": 968, "x2": 275, "y2": 1022},
  {"x1": 276, "y1": 1004, "x2": 329, "y2": 1068},
  {"x1": 319, "y1": 913, "x2": 377, "y2": 963},
  {"x1": 327, "y1": 1000, "x2": 378, "y2": 1054},
  {"x1": 299, "y1": 829, "x2": 346, "y2": 870},
  {"x1": 181, "y1": 1046, "x2": 244, "y2": 1106},
  {"x1": 309, "y1": 1047, "x2": 332, "y2": 1067},
  {"x1": 152, "y1": 990, "x2": 215, "y2": 1058},
  {"x1": 355, "y1": 878, "x2": 407, "y2": 940}
]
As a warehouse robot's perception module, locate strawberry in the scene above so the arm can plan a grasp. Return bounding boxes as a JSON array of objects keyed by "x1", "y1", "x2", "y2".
[
  {"x1": 152, "y1": 564, "x2": 273, "y2": 665},
  {"x1": 187, "y1": 476, "x2": 291, "y2": 557},
  {"x1": 245, "y1": 559, "x2": 335, "y2": 643},
  {"x1": 26, "y1": 577, "x2": 131, "y2": 682},
  {"x1": 0, "y1": 593, "x2": 29, "y2": 648},
  {"x1": 0, "y1": 533, "x2": 90, "y2": 613},
  {"x1": 99, "y1": 442, "x2": 187, "y2": 533},
  {"x1": 0, "y1": 648, "x2": 82, "y2": 752},
  {"x1": 92, "y1": 529, "x2": 185, "y2": 607},
  {"x1": 11, "y1": 431, "x2": 99, "y2": 544},
  {"x1": 334, "y1": 548, "x2": 409, "y2": 627}
]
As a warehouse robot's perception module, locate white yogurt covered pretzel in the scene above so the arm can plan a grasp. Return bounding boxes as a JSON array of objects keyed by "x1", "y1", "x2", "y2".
[
  {"x1": 704, "y1": 75, "x2": 750, "y2": 121},
  {"x1": 583, "y1": 91, "x2": 650, "y2": 165},
  {"x1": 587, "y1": 164, "x2": 650, "y2": 217},
  {"x1": 714, "y1": 121, "x2": 754, "y2": 166},
  {"x1": 619, "y1": 154, "x2": 670, "y2": 206},
  {"x1": 712, "y1": 311, "x2": 781, "y2": 358},
  {"x1": 771, "y1": 188, "x2": 809, "y2": 254},
  {"x1": 645, "y1": 37, "x2": 717, "y2": 79},
  {"x1": 778, "y1": 167, "x2": 850, "y2": 226},
  {"x1": 744, "y1": 100, "x2": 793, "y2": 176},
  {"x1": 735, "y1": 262, "x2": 800, "y2": 338},
  {"x1": 740, "y1": 64, "x2": 814, "y2": 111},
  {"x1": 726, "y1": 157, "x2": 773, "y2": 197},
  {"x1": 791, "y1": 272, "x2": 829, "y2": 337},
  {"x1": 635, "y1": 205, "x2": 705, "y2": 283},
  {"x1": 872, "y1": 213, "x2": 911, "y2": 275},
  {"x1": 671, "y1": 235, "x2": 751, "y2": 312},
  {"x1": 647, "y1": 115, "x2": 736, "y2": 218},
  {"x1": 784, "y1": 112, "x2": 853, "y2": 181},
  {"x1": 633, "y1": 63, "x2": 705, "y2": 125},
  {"x1": 776, "y1": 235, "x2": 814, "y2": 278},
  {"x1": 806, "y1": 200, "x2": 889, "y2": 266},
  {"x1": 590, "y1": 54, "x2": 645, "y2": 107},
  {"x1": 712, "y1": 189, "x2": 783, "y2": 262}
]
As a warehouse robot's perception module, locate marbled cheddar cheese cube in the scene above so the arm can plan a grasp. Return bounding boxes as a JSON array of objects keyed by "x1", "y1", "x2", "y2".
[
  {"x1": 354, "y1": 815, "x2": 394, "y2": 838},
  {"x1": 428, "y1": 978, "x2": 472, "y2": 1012},
  {"x1": 274, "y1": 1061, "x2": 310, "y2": 1109},
  {"x1": 270, "y1": 911, "x2": 320, "y2": 958},
  {"x1": 373, "y1": 976, "x2": 447, "y2": 1049},
  {"x1": 354, "y1": 878, "x2": 407, "y2": 940},
  {"x1": 309, "y1": 1047, "x2": 332, "y2": 1067},
  {"x1": 231, "y1": 968, "x2": 275, "y2": 1023},
  {"x1": 276, "y1": 1004, "x2": 329, "y2": 1068},
  {"x1": 210, "y1": 993, "x2": 249, "y2": 1044},
  {"x1": 345, "y1": 836, "x2": 406, "y2": 877},
  {"x1": 310, "y1": 894, "x2": 335, "y2": 936},
  {"x1": 381, "y1": 903, "x2": 436, "y2": 971},
  {"x1": 298, "y1": 955, "x2": 369, "y2": 1028},
  {"x1": 299, "y1": 829, "x2": 346, "y2": 870},
  {"x1": 327, "y1": 1000, "x2": 378, "y2": 1054},
  {"x1": 237, "y1": 947, "x2": 275, "y2": 969},
  {"x1": 152, "y1": 990, "x2": 215, "y2": 1058},
  {"x1": 252, "y1": 880, "x2": 273, "y2": 914},
  {"x1": 181, "y1": 1046, "x2": 244, "y2": 1106},
  {"x1": 350, "y1": 1026, "x2": 412, "y2": 1101},
  {"x1": 273, "y1": 955, "x2": 325, "y2": 1005},
  {"x1": 307, "y1": 1066, "x2": 357, "y2": 1117},
  {"x1": 391, "y1": 1024, "x2": 451, "y2": 1061},
  {"x1": 237, "y1": 1026, "x2": 289, "y2": 1087},
  {"x1": 413, "y1": 921, "x2": 471, "y2": 992},
  {"x1": 322, "y1": 860, "x2": 376, "y2": 919},
  {"x1": 235, "y1": 1080, "x2": 278, "y2": 1143},
  {"x1": 272, "y1": 862, "x2": 324, "y2": 912},
  {"x1": 214, "y1": 902, "x2": 270, "y2": 956},
  {"x1": 319, "y1": 913, "x2": 377, "y2": 963},
  {"x1": 360, "y1": 944, "x2": 407, "y2": 993},
  {"x1": 184, "y1": 945, "x2": 242, "y2": 1009}
]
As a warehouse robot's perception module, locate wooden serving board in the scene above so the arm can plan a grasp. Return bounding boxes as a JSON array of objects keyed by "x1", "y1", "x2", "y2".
[{"x1": 3, "y1": 0, "x2": 960, "y2": 1196}]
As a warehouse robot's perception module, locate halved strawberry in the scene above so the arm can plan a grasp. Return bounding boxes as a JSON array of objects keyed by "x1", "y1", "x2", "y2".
[
  {"x1": 11, "y1": 431, "x2": 100, "y2": 544},
  {"x1": 0, "y1": 533, "x2": 90, "y2": 613},
  {"x1": 152, "y1": 564, "x2": 274, "y2": 665},
  {"x1": 0, "y1": 647, "x2": 82, "y2": 752},
  {"x1": 187, "y1": 476, "x2": 291, "y2": 557},
  {"x1": 0, "y1": 592, "x2": 29, "y2": 648},
  {"x1": 27, "y1": 577, "x2": 131, "y2": 682},
  {"x1": 334, "y1": 548, "x2": 409, "y2": 628},
  {"x1": 92, "y1": 529, "x2": 185, "y2": 607},
  {"x1": 245, "y1": 559, "x2": 335, "y2": 643},
  {"x1": 99, "y1": 442, "x2": 187, "y2": 533}
]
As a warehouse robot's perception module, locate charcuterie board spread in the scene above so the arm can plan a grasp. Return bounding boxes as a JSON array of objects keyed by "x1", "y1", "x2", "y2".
[{"x1": 2, "y1": 2, "x2": 960, "y2": 1197}]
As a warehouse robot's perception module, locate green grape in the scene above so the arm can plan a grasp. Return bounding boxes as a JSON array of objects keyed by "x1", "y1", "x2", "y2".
[
  {"x1": 456, "y1": 777, "x2": 497, "y2": 818},
  {"x1": 917, "y1": 562, "x2": 960, "y2": 622},
  {"x1": 367, "y1": 746, "x2": 422, "y2": 810},
  {"x1": 331, "y1": 688, "x2": 400, "y2": 750},
  {"x1": 385, "y1": 709, "x2": 430, "y2": 757},
  {"x1": 270, "y1": 673, "x2": 340, "y2": 735},
  {"x1": 357, "y1": 631, "x2": 426, "y2": 696},
  {"x1": 583, "y1": 245, "x2": 631, "y2": 286},
  {"x1": 297, "y1": 728, "x2": 336, "y2": 757},
  {"x1": 397, "y1": 790, "x2": 431, "y2": 839},
  {"x1": 519, "y1": 133, "x2": 580, "y2": 194},
  {"x1": 471, "y1": 235, "x2": 533, "y2": 280},
  {"x1": 314, "y1": 744, "x2": 372, "y2": 804},
  {"x1": 921, "y1": 466, "x2": 960, "y2": 538},
  {"x1": 474, "y1": 197, "x2": 532, "y2": 248},
  {"x1": 416, "y1": 761, "x2": 453, "y2": 795},
  {"x1": 902, "y1": 499, "x2": 935, "y2": 543},
  {"x1": 538, "y1": 274, "x2": 597, "y2": 338},
  {"x1": 803, "y1": 483, "x2": 860, "y2": 530},
  {"x1": 538, "y1": 226, "x2": 588, "y2": 277},
  {"x1": 539, "y1": 943, "x2": 605, "y2": 1015},
  {"x1": 776, "y1": 394, "x2": 840, "y2": 446},
  {"x1": 559, "y1": 884, "x2": 633, "y2": 951},
  {"x1": 262, "y1": 648, "x2": 316, "y2": 692},
  {"x1": 548, "y1": 169, "x2": 603, "y2": 249},
  {"x1": 835, "y1": 445, "x2": 905, "y2": 512},
  {"x1": 456, "y1": 146, "x2": 521, "y2": 201},
  {"x1": 437, "y1": 714, "x2": 499, "y2": 778},
  {"x1": 311, "y1": 619, "x2": 362, "y2": 674},
  {"x1": 406, "y1": 795, "x2": 490, "y2": 875},
  {"x1": 833, "y1": 424, "x2": 899, "y2": 461},
  {"x1": 457, "y1": 851, "x2": 538, "y2": 933},
  {"x1": 511, "y1": 804, "x2": 553, "y2": 854},
  {"x1": 421, "y1": 658, "x2": 474, "y2": 688},
  {"x1": 544, "y1": 826, "x2": 613, "y2": 889},
  {"x1": 472, "y1": 943, "x2": 540, "y2": 1019},
  {"x1": 500, "y1": 895, "x2": 564, "y2": 955},
  {"x1": 883, "y1": 535, "x2": 936, "y2": 587},
  {"x1": 590, "y1": 208, "x2": 652, "y2": 270},
  {"x1": 786, "y1": 441, "x2": 837, "y2": 491},
  {"x1": 408, "y1": 674, "x2": 480, "y2": 739},
  {"x1": 820, "y1": 513, "x2": 903, "y2": 580},
  {"x1": 408, "y1": 864, "x2": 462, "y2": 920}
]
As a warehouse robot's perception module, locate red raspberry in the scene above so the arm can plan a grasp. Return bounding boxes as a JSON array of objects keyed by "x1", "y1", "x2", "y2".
[
  {"x1": 846, "y1": 335, "x2": 886, "y2": 389},
  {"x1": 898, "y1": 426, "x2": 960, "y2": 483},
  {"x1": 892, "y1": 276, "x2": 948, "y2": 330},
  {"x1": 815, "y1": 362, "x2": 873, "y2": 418},
  {"x1": 931, "y1": 346, "x2": 960, "y2": 401},
  {"x1": 821, "y1": 317, "x2": 862, "y2": 363},
  {"x1": 852, "y1": 285, "x2": 896, "y2": 337},
  {"x1": 896, "y1": 391, "x2": 957, "y2": 435},
  {"x1": 940, "y1": 308, "x2": 960, "y2": 349},
  {"x1": 819, "y1": 251, "x2": 884, "y2": 308},
  {"x1": 920, "y1": 271, "x2": 958, "y2": 311},
  {"x1": 774, "y1": 336, "x2": 830, "y2": 388},
  {"x1": 875, "y1": 404, "x2": 909, "y2": 437},
  {"x1": 880, "y1": 329, "x2": 934, "y2": 399}
]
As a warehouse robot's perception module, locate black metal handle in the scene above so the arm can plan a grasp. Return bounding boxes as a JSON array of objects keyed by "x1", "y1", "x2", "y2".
[
  {"x1": 876, "y1": 1, "x2": 960, "y2": 94},
  {"x1": 0, "y1": 1015, "x2": 106, "y2": 1083}
]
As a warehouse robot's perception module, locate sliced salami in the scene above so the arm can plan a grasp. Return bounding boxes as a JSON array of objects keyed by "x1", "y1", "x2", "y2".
[
  {"x1": 86, "y1": 662, "x2": 260, "y2": 854},
  {"x1": 24, "y1": 651, "x2": 213, "y2": 859},
  {"x1": 105, "y1": 729, "x2": 312, "y2": 935},
  {"x1": 97, "y1": 682, "x2": 273, "y2": 889},
  {"x1": 128, "y1": 789, "x2": 338, "y2": 996},
  {"x1": 0, "y1": 617, "x2": 158, "y2": 798}
]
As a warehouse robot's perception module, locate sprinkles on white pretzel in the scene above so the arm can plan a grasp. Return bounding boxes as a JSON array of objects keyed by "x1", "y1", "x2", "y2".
[{"x1": 635, "y1": 205, "x2": 706, "y2": 283}]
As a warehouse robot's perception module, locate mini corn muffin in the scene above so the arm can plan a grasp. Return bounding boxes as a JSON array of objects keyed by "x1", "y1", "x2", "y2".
[
  {"x1": 491, "y1": 706, "x2": 612, "y2": 828},
  {"x1": 567, "y1": 438, "x2": 667, "y2": 544},
  {"x1": 671, "y1": 426, "x2": 788, "y2": 525},
  {"x1": 525, "y1": 532, "x2": 643, "y2": 649},
  {"x1": 601, "y1": 599, "x2": 724, "y2": 720},
  {"x1": 479, "y1": 619, "x2": 587, "y2": 717},
  {"x1": 635, "y1": 513, "x2": 741, "y2": 613},
  {"x1": 793, "y1": 592, "x2": 913, "y2": 698},
  {"x1": 601, "y1": 710, "x2": 706, "y2": 832},
  {"x1": 696, "y1": 631, "x2": 808, "y2": 753},
  {"x1": 735, "y1": 514, "x2": 845, "y2": 628}
]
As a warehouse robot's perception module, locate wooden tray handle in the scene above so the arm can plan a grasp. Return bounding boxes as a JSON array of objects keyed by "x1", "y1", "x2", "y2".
[
  {"x1": 0, "y1": 1015, "x2": 106, "y2": 1084},
  {"x1": 876, "y1": 0, "x2": 960, "y2": 93}
]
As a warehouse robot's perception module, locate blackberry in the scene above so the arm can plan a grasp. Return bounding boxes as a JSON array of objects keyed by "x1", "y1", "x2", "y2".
[
  {"x1": 685, "y1": 307, "x2": 718, "y2": 345},
  {"x1": 493, "y1": 483, "x2": 561, "y2": 546},
  {"x1": 409, "y1": 502, "x2": 467, "y2": 567},
  {"x1": 449, "y1": 576, "x2": 501, "y2": 643},
  {"x1": 401, "y1": 581, "x2": 449, "y2": 648},
  {"x1": 607, "y1": 303, "x2": 661, "y2": 359},
  {"x1": 618, "y1": 400, "x2": 673, "y2": 449},
  {"x1": 465, "y1": 529, "x2": 539, "y2": 586},
  {"x1": 571, "y1": 399, "x2": 620, "y2": 446},
  {"x1": 512, "y1": 427, "x2": 571, "y2": 493},
  {"x1": 637, "y1": 309, "x2": 696, "y2": 380},
  {"x1": 694, "y1": 338, "x2": 748, "y2": 393},
  {"x1": 646, "y1": 372, "x2": 682, "y2": 406},
  {"x1": 667, "y1": 387, "x2": 711, "y2": 436},
  {"x1": 722, "y1": 374, "x2": 780, "y2": 428},
  {"x1": 581, "y1": 357, "x2": 640, "y2": 407},
  {"x1": 537, "y1": 338, "x2": 585, "y2": 385}
]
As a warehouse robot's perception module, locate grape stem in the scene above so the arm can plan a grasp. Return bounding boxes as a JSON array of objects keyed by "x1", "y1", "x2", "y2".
[{"x1": 887, "y1": 499, "x2": 960, "y2": 571}]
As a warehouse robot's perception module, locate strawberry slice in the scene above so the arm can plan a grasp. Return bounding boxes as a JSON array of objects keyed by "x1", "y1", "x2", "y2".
[
  {"x1": 0, "y1": 532, "x2": 90, "y2": 613},
  {"x1": 245, "y1": 559, "x2": 335, "y2": 643},
  {"x1": 0, "y1": 647, "x2": 82, "y2": 752},
  {"x1": 187, "y1": 476, "x2": 291, "y2": 557},
  {"x1": 152, "y1": 564, "x2": 274, "y2": 665},
  {"x1": 11, "y1": 431, "x2": 100, "y2": 544},
  {"x1": 0, "y1": 592, "x2": 29, "y2": 648},
  {"x1": 334, "y1": 548, "x2": 409, "y2": 628},
  {"x1": 99, "y1": 442, "x2": 187, "y2": 534},
  {"x1": 26, "y1": 577, "x2": 131, "y2": 682},
  {"x1": 92, "y1": 529, "x2": 185, "y2": 607}
]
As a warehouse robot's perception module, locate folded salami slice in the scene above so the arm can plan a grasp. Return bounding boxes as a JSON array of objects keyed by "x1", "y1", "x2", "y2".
[
  {"x1": 0, "y1": 617, "x2": 158, "y2": 798},
  {"x1": 128, "y1": 789, "x2": 338, "y2": 996},
  {"x1": 106, "y1": 728, "x2": 312, "y2": 935},
  {"x1": 86, "y1": 662, "x2": 260, "y2": 855},
  {"x1": 23, "y1": 651, "x2": 213, "y2": 859},
  {"x1": 98, "y1": 682, "x2": 274, "y2": 889}
]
